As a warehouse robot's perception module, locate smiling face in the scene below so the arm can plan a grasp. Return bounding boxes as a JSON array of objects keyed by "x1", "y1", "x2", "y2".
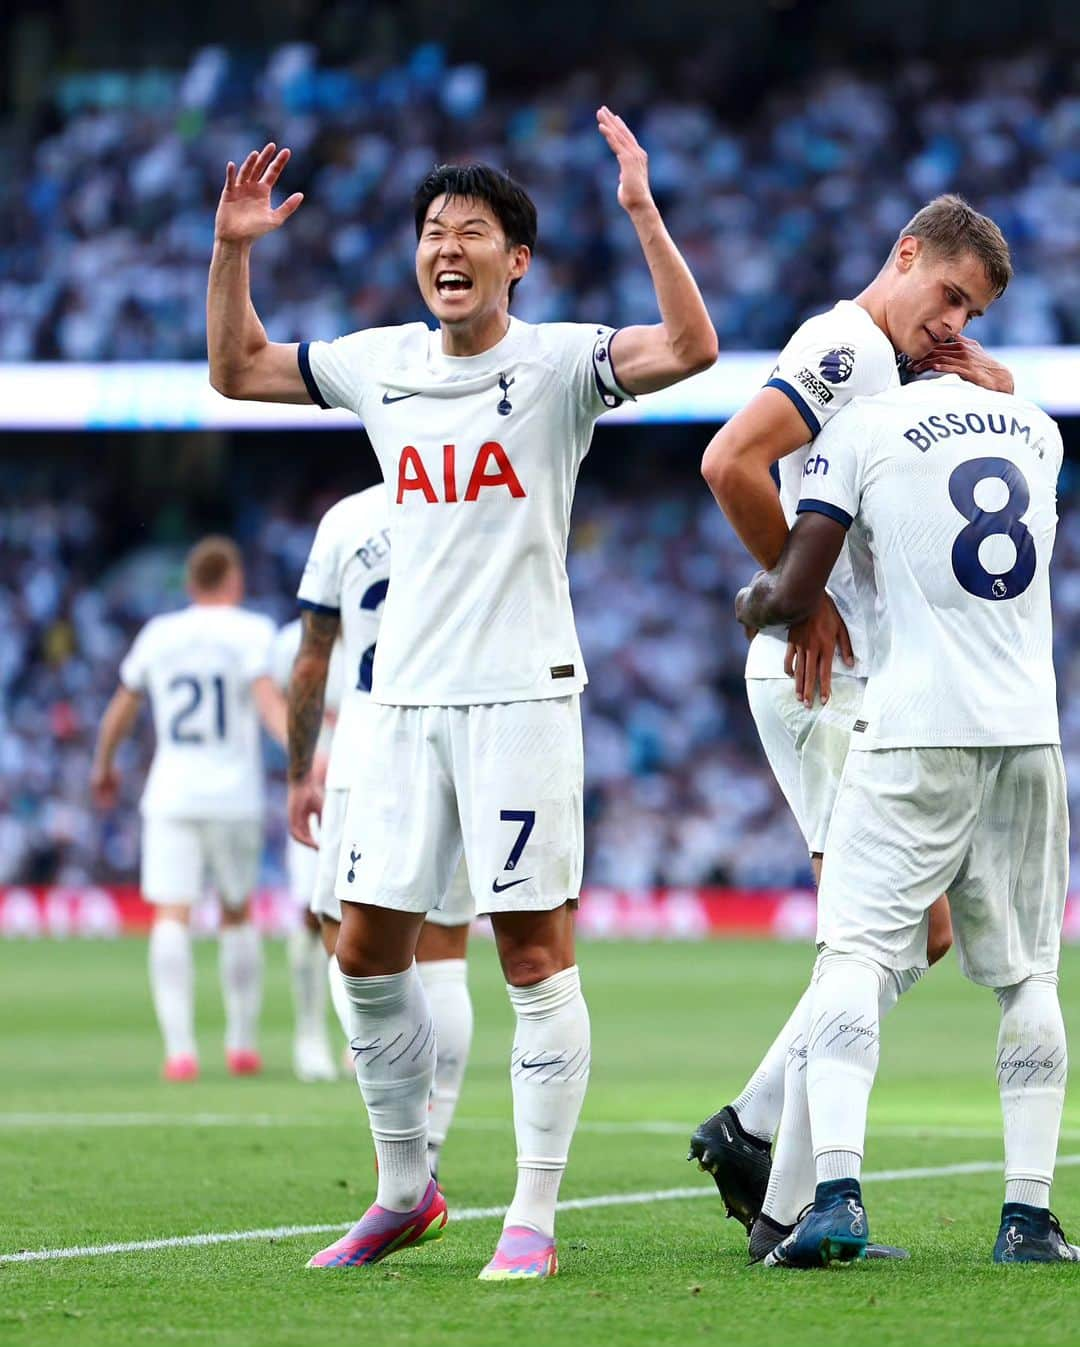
[
  {"x1": 885, "y1": 237, "x2": 999, "y2": 360},
  {"x1": 414, "y1": 194, "x2": 530, "y2": 336}
]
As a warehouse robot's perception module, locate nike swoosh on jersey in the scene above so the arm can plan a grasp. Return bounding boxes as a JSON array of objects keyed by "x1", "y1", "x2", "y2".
[
  {"x1": 492, "y1": 874, "x2": 533, "y2": 893},
  {"x1": 381, "y1": 390, "x2": 419, "y2": 404}
]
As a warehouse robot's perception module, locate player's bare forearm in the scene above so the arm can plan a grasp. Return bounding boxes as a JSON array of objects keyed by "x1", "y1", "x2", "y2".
[
  {"x1": 287, "y1": 610, "x2": 339, "y2": 782},
  {"x1": 596, "y1": 106, "x2": 716, "y2": 393},
  {"x1": 702, "y1": 433, "x2": 791, "y2": 570},
  {"x1": 610, "y1": 204, "x2": 718, "y2": 395},
  {"x1": 701, "y1": 390, "x2": 813, "y2": 569},
  {"x1": 206, "y1": 240, "x2": 268, "y2": 396},
  {"x1": 736, "y1": 514, "x2": 847, "y2": 630},
  {"x1": 92, "y1": 685, "x2": 141, "y2": 771},
  {"x1": 253, "y1": 676, "x2": 288, "y2": 748}
]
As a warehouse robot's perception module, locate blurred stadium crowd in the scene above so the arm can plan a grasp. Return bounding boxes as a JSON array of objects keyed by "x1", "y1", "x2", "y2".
[
  {"x1": 1, "y1": 43, "x2": 1078, "y2": 362},
  {"x1": 3, "y1": 40, "x2": 1079, "y2": 895},
  {"x1": 5, "y1": 465, "x2": 1080, "y2": 894}
]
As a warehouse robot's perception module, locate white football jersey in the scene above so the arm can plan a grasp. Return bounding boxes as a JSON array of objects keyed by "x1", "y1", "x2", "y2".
[
  {"x1": 300, "y1": 317, "x2": 627, "y2": 705},
  {"x1": 119, "y1": 605, "x2": 276, "y2": 819},
  {"x1": 796, "y1": 376, "x2": 1062, "y2": 750},
  {"x1": 269, "y1": 618, "x2": 344, "y2": 761},
  {"x1": 296, "y1": 485, "x2": 391, "y2": 789},
  {"x1": 745, "y1": 300, "x2": 900, "y2": 680}
]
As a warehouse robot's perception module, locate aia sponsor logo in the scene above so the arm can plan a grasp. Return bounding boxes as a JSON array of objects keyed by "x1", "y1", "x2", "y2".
[{"x1": 396, "y1": 441, "x2": 526, "y2": 504}]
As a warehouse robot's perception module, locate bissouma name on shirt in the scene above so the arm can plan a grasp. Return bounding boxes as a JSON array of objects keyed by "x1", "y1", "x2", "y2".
[{"x1": 902, "y1": 412, "x2": 1033, "y2": 453}]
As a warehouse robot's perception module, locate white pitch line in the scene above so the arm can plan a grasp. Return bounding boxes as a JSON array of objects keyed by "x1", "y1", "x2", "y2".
[
  {"x1": 7, "y1": 1155, "x2": 1080, "y2": 1267},
  {"x1": 10, "y1": 1113, "x2": 1080, "y2": 1142}
]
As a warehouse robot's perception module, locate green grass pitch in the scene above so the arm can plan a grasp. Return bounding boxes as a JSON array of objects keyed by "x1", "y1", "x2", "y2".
[{"x1": 4, "y1": 936, "x2": 1080, "y2": 1346}]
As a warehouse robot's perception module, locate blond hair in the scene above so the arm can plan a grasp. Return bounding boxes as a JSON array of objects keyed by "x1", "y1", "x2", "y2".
[{"x1": 894, "y1": 194, "x2": 1012, "y2": 298}]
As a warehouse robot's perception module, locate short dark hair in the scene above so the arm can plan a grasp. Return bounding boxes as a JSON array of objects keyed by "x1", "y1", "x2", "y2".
[
  {"x1": 894, "y1": 194, "x2": 1013, "y2": 299},
  {"x1": 186, "y1": 535, "x2": 242, "y2": 594},
  {"x1": 412, "y1": 163, "x2": 538, "y2": 301}
]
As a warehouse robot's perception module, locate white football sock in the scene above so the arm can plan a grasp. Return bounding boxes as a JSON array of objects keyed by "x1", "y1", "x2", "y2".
[
  {"x1": 765, "y1": 956, "x2": 924, "y2": 1218},
  {"x1": 806, "y1": 948, "x2": 888, "y2": 1186},
  {"x1": 287, "y1": 925, "x2": 329, "y2": 1045},
  {"x1": 996, "y1": 973, "x2": 1066, "y2": 1209},
  {"x1": 218, "y1": 923, "x2": 263, "y2": 1054},
  {"x1": 732, "y1": 985, "x2": 813, "y2": 1143},
  {"x1": 327, "y1": 955, "x2": 352, "y2": 1043},
  {"x1": 416, "y1": 958, "x2": 474, "y2": 1169},
  {"x1": 149, "y1": 918, "x2": 195, "y2": 1059},
  {"x1": 504, "y1": 965, "x2": 590, "y2": 1239},
  {"x1": 761, "y1": 998, "x2": 816, "y2": 1226},
  {"x1": 342, "y1": 964, "x2": 435, "y2": 1212}
]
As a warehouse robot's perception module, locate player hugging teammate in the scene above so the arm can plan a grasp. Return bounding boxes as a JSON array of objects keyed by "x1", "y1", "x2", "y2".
[{"x1": 695, "y1": 197, "x2": 1078, "y2": 1267}]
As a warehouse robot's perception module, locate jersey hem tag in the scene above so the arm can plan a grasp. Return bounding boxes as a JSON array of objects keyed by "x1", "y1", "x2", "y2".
[{"x1": 550, "y1": 664, "x2": 575, "y2": 679}]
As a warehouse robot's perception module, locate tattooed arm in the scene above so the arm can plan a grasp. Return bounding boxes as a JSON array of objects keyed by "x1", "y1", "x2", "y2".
[{"x1": 287, "y1": 608, "x2": 340, "y2": 847}]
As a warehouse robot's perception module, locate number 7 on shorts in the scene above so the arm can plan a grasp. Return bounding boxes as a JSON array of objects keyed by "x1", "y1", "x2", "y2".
[{"x1": 499, "y1": 809, "x2": 536, "y2": 872}]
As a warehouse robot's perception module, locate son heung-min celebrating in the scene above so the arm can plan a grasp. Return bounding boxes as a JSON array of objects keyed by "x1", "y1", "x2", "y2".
[
  {"x1": 736, "y1": 374, "x2": 1075, "y2": 1268},
  {"x1": 207, "y1": 109, "x2": 717, "y2": 1278}
]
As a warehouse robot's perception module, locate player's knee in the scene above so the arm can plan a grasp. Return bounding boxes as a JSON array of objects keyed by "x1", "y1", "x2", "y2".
[
  {"x1": 813, "y1": 944, "x2": 889, "y2": 990},
  {"x1": 319, "y1": 917, "x2": 339, "y2": 958},
  {"x1": 499, "y1": 945, "x2": 567, "y2": 987}
]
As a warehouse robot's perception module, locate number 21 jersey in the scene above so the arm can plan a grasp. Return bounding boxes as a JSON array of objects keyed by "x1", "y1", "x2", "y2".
[
  {"x1": 796, "y1": 376, "x2": 1063, "y2": 750},
  {"x1": 120, "y1": 605, "x2": 276, "y2": 819}
]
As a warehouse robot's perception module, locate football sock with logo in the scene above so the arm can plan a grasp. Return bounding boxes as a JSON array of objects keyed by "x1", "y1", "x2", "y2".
[
  {"x1": 806, "y1": 948, "x2": 888, "y2": 1187},
  {"x1": 287, "y1": 925, "x2": 329, "y2": 1046},
  {"x1": 504, "y1": 965, "x2": 591, "y2": 1238},
  {"x1": 764, "y1": 958, "x2": 924, "y2": 1220},
  {"x1": 416, "y1": 958, "x2": 474, "y2": 1174},
  {"x1": 996, "y1": 973, "x2": 1066, "y2": 1210},
  {"x1": 149, "y1": 918, "x2": 196, "y2": 1060},
  {"x1": 341, "y1": 964, "x2": 435, "y2": 1212},
  {"x1": 219, "y1": 923, "x2": 263, "y2": 1054},
  {"x1": 732, "y1": 986, "x2": 814, "y2": 1143},
  {"x1": 327, "y1": 955, "x2": 352, "y2": 1043}
]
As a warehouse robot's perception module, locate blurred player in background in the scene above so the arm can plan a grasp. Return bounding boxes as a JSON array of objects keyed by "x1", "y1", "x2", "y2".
[
  {"x1": 206, "y1": 106, "x2": 717, "y2": 1277},
  {"x1": 269, "y1": 616, "x2": 343, "y2": 1082},
  {"x1": 691, "y1": 197, "x2": 1014, "y2": 1257},
  {"x1": 91, "y1": 537, "x2": 286, "y2": 1081},
  {"x1": 285, "y1": 484, "x2": 476, "y2": 1180},
  {"x1": 734, "y1": 375, "x2": 1074, "y2": 1267}
]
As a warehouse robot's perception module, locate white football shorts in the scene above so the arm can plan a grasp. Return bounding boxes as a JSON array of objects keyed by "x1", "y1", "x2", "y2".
[
  {"x1": 335, "y1": 696, "x2": 583, "y2": 917},
  {"x1": 746, "y1": 675, "x2": 865, "y2": 854},
  {"x1": 141, "y1": 816, "x2": 261, "y2": 909},
  {"x1": 817, "y1": 744, "x2": 1068, "y2": 987},
  {"x1": 315, "y1": 788, "x2": 474, "y2": 927},
  {"x1": 310, "y1": 787, "x2": 350, "y2": 923},
  {"x1": 286, "y1": 835, "x2": 319, "y2": 907}
]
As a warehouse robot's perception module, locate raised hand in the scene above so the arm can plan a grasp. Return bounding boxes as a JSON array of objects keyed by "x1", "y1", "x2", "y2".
[
  {"x1": 214, "y1": 142, "x2": 304, "y2": 245},
  {"x1": 909, "y1": 333, "x2": 1014, "y2": 394},
  {"x1": 596, "y1": 106, "x2": 655, "y2": 216}
]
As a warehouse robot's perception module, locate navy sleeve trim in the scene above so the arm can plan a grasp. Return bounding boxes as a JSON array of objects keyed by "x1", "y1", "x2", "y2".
[
  {"x1": 298, "y1": 598, "x2": 341, "y2": 616},
  {"x1": 766, "y1": 377, "x2": 821, "y2": 438},
  {"x1": 797, "y1": 499, "x2": 853, "y2": 530},
  {"x1": 297, "y1": 341, "x2": 330, "y2": 410}
]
